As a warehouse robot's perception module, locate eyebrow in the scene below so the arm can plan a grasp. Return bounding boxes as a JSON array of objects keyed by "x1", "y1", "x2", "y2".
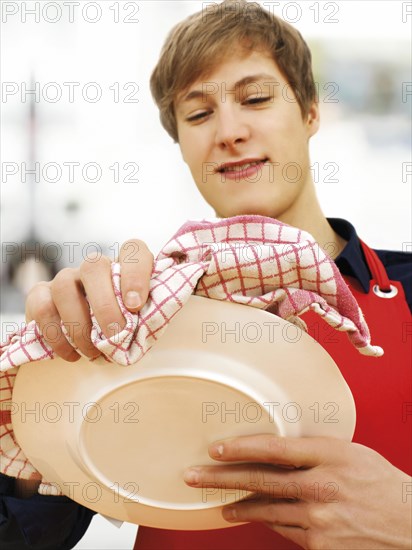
[{"x1": 180, "y1": 73, "x2": 278, "y2": 104}]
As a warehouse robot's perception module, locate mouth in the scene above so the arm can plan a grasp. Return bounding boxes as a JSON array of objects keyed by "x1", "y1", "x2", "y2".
[{"x1": 216, "y1": 157, "x2": 269, "y2": 174}]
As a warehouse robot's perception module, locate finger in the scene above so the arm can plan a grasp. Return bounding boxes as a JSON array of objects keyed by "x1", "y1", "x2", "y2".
[
  {"x1": 26, "y1": 282, "x2": 80, "y2": 362},
  {"x1": 208, "y1": 434, "x2": 337, "y2": 468},
  {"x1": 51, "y1": 268, "x2": 101, "y2": 359},
  {"x1": 264, "y1": 524, "x2": 308, "y2": 549},
  {"x1": 183, "y1": 463, "x2": 312, "y2": 499},
  {"x1": 119, "y1": 239, "x2": 154, "y2": 311},
  {"x1": 79, "y1": 254, "x2": 125, "y2": 338},
  {"x1": 223, "y1": 494, "x2": 310, "y2": 548},
  {"x1": 222, "y1": 496, "x2": 309, "y2": 529}
]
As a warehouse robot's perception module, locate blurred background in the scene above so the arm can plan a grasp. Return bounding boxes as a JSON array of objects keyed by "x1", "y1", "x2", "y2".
[{"x1": 1, "y1": 1, "x2": 411, "y2": 548}]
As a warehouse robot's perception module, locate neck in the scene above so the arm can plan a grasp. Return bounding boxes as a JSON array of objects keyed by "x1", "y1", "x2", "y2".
[{"x1": 275, "y1": 179, "x2": 347, "y2": 260}]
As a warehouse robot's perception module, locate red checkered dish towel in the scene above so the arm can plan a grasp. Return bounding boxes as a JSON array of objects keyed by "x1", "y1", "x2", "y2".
[{"x1": 0, "y1": 215, "x2": 383, "y2": 493}]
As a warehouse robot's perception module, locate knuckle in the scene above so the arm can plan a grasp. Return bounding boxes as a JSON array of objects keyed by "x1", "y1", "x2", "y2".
[
  {"x1": 80, "y1": 254, "x2": 111, "y2": 276},
  {"x1": 25, "y1": 282, "x2": 49, "y2": 318},
  {"x1": 54, "y1": 267, "x2": 76, "y2": 282},
  {"x1": 120, "y1": 239, "x2": 154, "y2": 263},
  {"x1": 94, "y1": 302, "x2": 122, "y2": 326},
  {"x1": 121, "y1": 238, "x2": 145, "y2": 250},
  {"x1": 307, "y1": 506, "x2": 330, "y2": 529},
  {"x1": 95, "y1": 301, "x2": 115, "y2": 315},
  {"x1": 26, "y1": 280, "x2": 50, "y2": 300},
  {"x1": 32, "y1": 297, "x2": 56, "y2": 322},
  {"x1": 51, "y1": 268, "x2": 77, "y2": 293},
  {"x1": 351, "y1": 442, "x2": 379, "y2": 463}
]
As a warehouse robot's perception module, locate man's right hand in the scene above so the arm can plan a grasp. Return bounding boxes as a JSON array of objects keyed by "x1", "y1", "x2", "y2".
[{"x1": 25, "y1": 239, "x2": 154, "y2": 361}]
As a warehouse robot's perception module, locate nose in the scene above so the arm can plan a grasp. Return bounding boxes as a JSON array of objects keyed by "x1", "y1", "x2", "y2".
[{"x1": 214, "y1": 105, "x2": 250, "y2": 149}]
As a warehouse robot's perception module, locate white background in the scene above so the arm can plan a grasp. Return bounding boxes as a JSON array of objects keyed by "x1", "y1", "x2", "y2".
[{"x1": 1, "y1": 1, "x2": 411, "y2": 548}]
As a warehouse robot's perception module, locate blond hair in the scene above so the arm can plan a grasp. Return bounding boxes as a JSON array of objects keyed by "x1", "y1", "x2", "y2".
[{"x1": 150, "y1": 0, "x2": 317, "y2": 142}]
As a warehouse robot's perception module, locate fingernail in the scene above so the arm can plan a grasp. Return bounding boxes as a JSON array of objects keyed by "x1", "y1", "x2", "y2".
[
  {"x1": 183, "y1": 468, "x2": 200, "y2": 485},
  {"x1": 125, "y1": 291, "x2": 142, "y2": 309},
  {"x1": 209, "y1": 444, "x2": 224, "y2": 458},
  {"x1": 222, "y1": 507, "x2": 237, "y2": 521}
]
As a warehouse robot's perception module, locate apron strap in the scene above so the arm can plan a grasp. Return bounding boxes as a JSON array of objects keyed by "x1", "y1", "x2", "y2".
[{"x1": 359, "y1": 239, "x2": 391, "y2": 291}]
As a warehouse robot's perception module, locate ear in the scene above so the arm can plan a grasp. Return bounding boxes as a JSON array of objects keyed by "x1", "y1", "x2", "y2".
[{"x1": 306, "y1": 101, "x2": 320, "y2": 138}]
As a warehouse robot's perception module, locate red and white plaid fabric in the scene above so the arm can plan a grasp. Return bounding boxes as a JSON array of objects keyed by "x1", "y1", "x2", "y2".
[{"x1": 0, "y1": 215, "x2": 383, "y2": 490}]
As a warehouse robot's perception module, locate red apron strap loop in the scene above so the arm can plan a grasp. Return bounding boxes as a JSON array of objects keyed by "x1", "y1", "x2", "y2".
[{"x1": 359, "y1": 239, "x2": 391, "y2": 291}]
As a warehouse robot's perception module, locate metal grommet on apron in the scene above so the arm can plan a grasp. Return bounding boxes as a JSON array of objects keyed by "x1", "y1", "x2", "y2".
[{"x1": 372, "y1": 284, "x2": 398, "y2": 298}]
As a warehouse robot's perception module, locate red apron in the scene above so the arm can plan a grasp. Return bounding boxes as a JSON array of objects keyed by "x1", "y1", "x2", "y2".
[{"x1": 134, "y1": 241, "x2": 412, "y2": 550}]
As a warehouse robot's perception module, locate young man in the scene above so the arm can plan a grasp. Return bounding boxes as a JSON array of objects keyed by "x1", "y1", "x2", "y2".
[{"x1": 1, "y1": 1, "x2": 411, "y2": 549}]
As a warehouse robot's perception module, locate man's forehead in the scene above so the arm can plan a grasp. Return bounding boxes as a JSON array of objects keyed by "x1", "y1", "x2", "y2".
[
  {"x1": 189, "y1": 72, "x2": 278, "y2": 98},
  {"x1": 175, "y1": 52, "x2": 282, "y2": 109}
]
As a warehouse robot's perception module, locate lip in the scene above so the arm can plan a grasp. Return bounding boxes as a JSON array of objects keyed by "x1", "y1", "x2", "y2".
[{"x1": 216, "y1": 157, "x2": 268, "y2": 180}]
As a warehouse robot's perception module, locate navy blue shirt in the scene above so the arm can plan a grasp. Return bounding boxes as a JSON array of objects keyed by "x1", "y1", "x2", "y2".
[
  {"x1": 329, "y1": 218, "x2": 412, "y2": 312},
  {"x1": 0, "y1": 473, "x2": 96, "y2": 549},
  {"x1": 1, "y1": 218, "x2": 411, "y2": 549}
]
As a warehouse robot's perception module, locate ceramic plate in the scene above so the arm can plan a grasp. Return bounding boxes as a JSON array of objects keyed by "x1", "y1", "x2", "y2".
[{"x1": 13, "y1": 296, "x2": 356, "y2": 530}]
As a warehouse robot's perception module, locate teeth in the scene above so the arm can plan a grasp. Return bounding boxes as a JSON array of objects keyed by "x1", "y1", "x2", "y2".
[{"x1": 222, "y1": 160, "x2": 264, "y2": 173}]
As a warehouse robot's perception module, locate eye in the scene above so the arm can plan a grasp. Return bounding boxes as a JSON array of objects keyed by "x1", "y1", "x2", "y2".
[
  {"x1": 244, "y1": 96, "x2": 271, "y2": 105},
  {"x1": 186, "y1": 111, "x2": 211, "y2": 122}
]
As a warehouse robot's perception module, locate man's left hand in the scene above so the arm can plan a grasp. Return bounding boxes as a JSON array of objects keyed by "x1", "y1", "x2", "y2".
[{"x1": 184, "y1": 435, "x2": 412, "y2": 549}]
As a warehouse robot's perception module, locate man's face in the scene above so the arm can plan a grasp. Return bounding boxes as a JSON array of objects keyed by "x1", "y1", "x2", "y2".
[{"x1": 175, "y1": 49, "x2": 319, "y2": 222}]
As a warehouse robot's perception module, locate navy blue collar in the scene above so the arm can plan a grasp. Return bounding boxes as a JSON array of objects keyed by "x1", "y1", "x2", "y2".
[{"x1": 327, "y1": 218, "x2": 371, "y2": 293}]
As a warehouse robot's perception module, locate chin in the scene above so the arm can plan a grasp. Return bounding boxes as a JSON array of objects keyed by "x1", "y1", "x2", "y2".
[{"x1": 220, "y1": 203, "x2": 283, "y2": 220}]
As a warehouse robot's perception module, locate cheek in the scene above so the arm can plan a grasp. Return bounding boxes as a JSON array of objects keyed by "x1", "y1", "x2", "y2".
[
  {"x1": 263, "y1": 109, "x2": 305, "y2": 136},
  {"x1": 177, "y1": 124, "x2": 196, "y2": 163},
  {"x1": 256, "y1": 117, "x2": 290, "y2": 149},
  {"x1": 180, "y1": 133, "x2": 202, "y2": 168},
  {"x1": 190, "y1": 149, "x2": 211, "y2": 183}
]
